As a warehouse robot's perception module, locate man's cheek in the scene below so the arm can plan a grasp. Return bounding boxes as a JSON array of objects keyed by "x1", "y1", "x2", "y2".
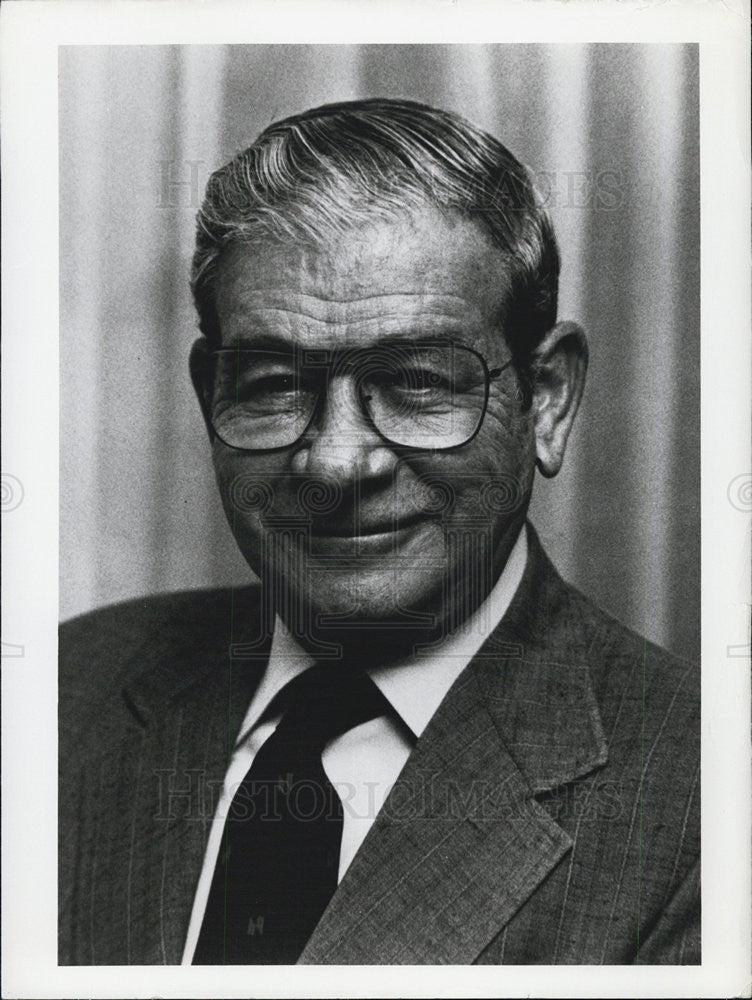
[
  {"x1": 213, "y1": 448, "x2": 286, "y2": 517},
  {"x1": 212, "y1": 463, "x2": 269, "y2": 566},
  {"x1": 397, "y1": 454, "x2": 529, "y2": 528}
]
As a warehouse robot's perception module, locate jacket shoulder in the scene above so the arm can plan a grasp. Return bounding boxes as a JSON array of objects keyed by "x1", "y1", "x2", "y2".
[
  {"x1": 59, "y1": 585, "x2": 262, "y2": 735},
  {"x1": 563, "y1": 579, "x2": 699, "y2": 731},
  {"x1": 517, "y1": 528, "x2": 698, "y2": 718},
  {"x1": 61, "y1": 584, "x2": 258, "y2": 651}
]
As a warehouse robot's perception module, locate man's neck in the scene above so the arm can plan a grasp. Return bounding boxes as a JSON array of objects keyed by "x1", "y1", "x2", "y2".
[{"x1": 273, "y1": 519, "x2": 528, "y2": 666}]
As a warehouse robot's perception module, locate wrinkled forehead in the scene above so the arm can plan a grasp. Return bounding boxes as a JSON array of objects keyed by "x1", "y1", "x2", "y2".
[{"x1": 212, "y1": 206, "x2": 513, "y2": 353}]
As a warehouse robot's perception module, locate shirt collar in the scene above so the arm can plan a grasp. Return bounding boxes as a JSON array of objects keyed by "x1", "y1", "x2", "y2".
[
  {"x1": 369, "y1": 525, "x2": 527, "y2": 736},
  {"x1": 237, "y1": 526, "x2": 528, "y2": 745}
]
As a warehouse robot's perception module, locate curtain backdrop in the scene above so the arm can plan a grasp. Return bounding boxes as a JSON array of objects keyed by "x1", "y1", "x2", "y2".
[{"x1": 59, "y1": 44, "x2": 700, "y2": 661}]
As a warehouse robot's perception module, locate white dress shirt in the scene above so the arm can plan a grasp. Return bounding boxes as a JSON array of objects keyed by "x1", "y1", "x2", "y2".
[{"x1": 182, "y1": 525, "x2": 527, "y2": 964}]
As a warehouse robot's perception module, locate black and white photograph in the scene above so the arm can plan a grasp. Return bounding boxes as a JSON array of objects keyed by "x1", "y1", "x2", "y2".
[{"x1": 2, "y1": 3, "x2": 750, "y2": 997}]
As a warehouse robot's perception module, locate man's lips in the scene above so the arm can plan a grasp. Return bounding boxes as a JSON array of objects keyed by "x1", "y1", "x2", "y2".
[
  {"x1": 307, "y1": 512, "x2": 435, "y2": 538},
  {"x1": 299, "y1": 512, "x2": 442, "y2": 557}
]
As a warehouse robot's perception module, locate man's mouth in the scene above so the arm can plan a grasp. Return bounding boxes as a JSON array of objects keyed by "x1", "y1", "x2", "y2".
[
  {"x1": 307, "y1": 512, "x2": 433, "y2": 538},
  {"x1": 289, "y1": 511, "x2": 442, "y2": 556}
]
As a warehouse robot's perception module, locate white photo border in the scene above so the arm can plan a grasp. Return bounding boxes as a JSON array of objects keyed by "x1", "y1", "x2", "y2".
[{"x1": 1, "y1": 1, "x2": 750, "y2": 997}]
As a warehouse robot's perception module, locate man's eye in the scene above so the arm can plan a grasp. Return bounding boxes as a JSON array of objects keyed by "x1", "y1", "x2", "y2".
[
  {"x1": 387, "y1": 368, "x2": 451, "y2": 392},
  {"x1": 249, "y1": 373, "x2": 298, "y2": 394}
]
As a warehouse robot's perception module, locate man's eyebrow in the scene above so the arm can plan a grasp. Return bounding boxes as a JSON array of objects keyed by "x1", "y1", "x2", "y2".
[
  {"x1": 219, "y1": 333, "x2": 299, "y2": 351},
  {"x1": 367, "y1": 332, "x2": 478, "y2": 353},
  {"x1": 376, "y1": 332, "x2": 459, "y2": 345}
]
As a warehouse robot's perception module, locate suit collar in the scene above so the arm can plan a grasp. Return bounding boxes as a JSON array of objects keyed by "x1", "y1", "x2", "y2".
[
  {"x1": 301, "y1": 524, "x2": 608, "y2": 963},
  {"x1": 300, "y1": 651, "x2": 574, "y2": 964},
  {"x1": 115, "y1": 587, "x2": 272, "y2": 962},
  {"x1": 470, "y1": 523, "x2": 608, "y2": 793}
]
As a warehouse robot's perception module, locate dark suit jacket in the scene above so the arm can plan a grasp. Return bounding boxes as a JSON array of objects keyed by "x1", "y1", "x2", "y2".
[{"x1": 59, "y1": 526, "x2": 700, "y2": 964}]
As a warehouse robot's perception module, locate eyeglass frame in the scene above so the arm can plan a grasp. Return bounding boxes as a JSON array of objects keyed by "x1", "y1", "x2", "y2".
[{"x1": 194, "y1": 339, "x2": 515, "y2": 455}]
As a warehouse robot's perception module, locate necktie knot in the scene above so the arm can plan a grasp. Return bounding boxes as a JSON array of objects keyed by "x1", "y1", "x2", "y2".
[{"x1": 270, "y1": 661, "x2": 390, "y2": 747}]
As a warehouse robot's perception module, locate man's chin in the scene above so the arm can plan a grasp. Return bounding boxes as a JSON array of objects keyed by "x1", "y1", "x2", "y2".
[
  {"x1": 274, "y1": 566, "x2": 447, "y2": 661},
  {"x1": 299, "y1": 566, "x2": 442, "y2": 622}
]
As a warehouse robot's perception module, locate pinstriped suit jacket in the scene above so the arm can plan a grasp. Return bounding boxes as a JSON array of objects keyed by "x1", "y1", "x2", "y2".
[{"x1": 58, "y1": 527, "x2": 700, "y2": 964}]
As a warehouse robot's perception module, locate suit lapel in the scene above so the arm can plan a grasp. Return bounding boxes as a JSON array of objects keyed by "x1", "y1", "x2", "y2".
[
  {"x1": 145, "y1": 664, "x2": 263, "y2": 962},
  {"x1": 300, "y1": 668, "x2": 574, "y2": 964},
  {"x1": 117, "y1": 591, "x2": 270, "y2": 964},
  {"x1": 301, "y1": 526, "x2": 609, "y2": 964}
]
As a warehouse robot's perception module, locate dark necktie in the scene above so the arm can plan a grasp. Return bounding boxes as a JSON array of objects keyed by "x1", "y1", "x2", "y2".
[{"x1": 193, "y1": 661, "x2": 389, "y2": 964}]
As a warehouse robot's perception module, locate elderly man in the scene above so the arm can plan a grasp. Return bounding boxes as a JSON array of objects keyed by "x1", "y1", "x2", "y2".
[{"x1": 59, "y1": 98, "x2": 699, "y2": 966}]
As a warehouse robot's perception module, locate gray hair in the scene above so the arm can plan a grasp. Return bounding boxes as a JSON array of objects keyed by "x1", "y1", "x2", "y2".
[{"x1": 191, "y1": 98, "x2": 559, "y2": 376}]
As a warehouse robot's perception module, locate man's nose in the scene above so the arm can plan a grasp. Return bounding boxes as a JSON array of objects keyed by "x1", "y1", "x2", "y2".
[{"x1": 292, "y1": 375, "x2": 394, "y2": 481}]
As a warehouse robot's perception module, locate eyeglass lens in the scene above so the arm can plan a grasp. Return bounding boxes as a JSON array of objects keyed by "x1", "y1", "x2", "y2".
[{"x1": 209, "y1": 343, "x2": 490, "y2": 451}]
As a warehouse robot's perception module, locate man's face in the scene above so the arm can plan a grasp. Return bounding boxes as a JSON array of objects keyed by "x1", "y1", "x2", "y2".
[{"x1": 201, "y1": 206, "x2": 537, "y2": 653}]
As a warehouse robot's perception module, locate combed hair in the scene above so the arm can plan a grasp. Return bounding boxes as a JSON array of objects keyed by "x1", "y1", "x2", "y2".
[{"x1": 191, "y1": 98, "x2": 559, "y2": 375}]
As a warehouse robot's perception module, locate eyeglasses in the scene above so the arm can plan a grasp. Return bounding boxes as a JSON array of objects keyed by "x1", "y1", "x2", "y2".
[{"x1": 200, "y1": 340, "x2": 513, "y2": 452}]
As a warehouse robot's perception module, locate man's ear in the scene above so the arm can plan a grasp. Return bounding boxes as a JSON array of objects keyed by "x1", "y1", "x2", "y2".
[
  {"x1": 189, "y1": 337, "x2": 215, "y2": 442},
  {"x1": 529, "y1": 320, "x2": 588, "y2": 478}
]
